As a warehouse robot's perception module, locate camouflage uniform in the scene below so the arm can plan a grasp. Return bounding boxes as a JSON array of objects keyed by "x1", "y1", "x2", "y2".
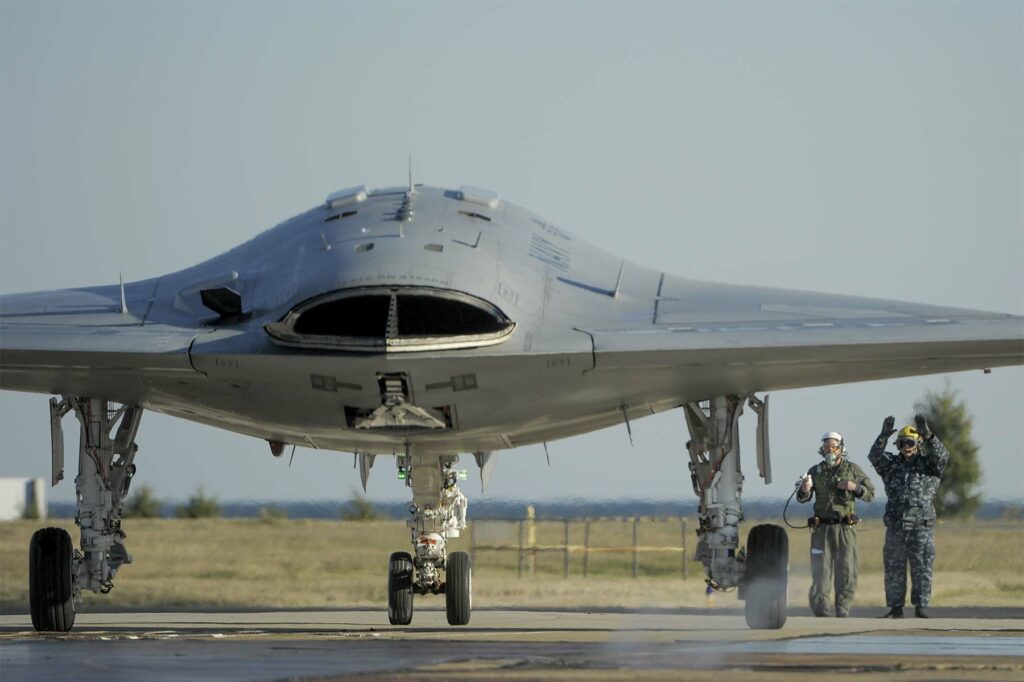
[
  {"x1": 868, "y1": 436, "x2": 949, "y2": 610},
  {"x1": 796, "y1": 458, "x2": 875, "y2": 617}
]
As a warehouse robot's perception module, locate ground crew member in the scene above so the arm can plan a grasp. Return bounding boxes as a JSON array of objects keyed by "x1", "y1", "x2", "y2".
[
  {"x1": 796, "y1": 432, "x2": 875, "y2": 617},
  {"x1": 869, "y1": 414, "x2": 949, "y2": 619}
]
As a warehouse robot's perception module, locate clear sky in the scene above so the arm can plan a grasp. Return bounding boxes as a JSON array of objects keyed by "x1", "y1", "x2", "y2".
[{"x1": 1, "y1": 1, "x2": 1022, "y2": 506}]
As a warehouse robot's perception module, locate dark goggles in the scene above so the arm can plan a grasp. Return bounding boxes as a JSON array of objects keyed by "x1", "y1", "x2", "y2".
[{"x1": 897, "y1": 438, "x2": 918, "y2": 448}]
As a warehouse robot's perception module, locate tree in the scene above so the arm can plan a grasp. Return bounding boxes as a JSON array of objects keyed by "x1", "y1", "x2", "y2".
[
  {"x1": 914, "y1": 382, "x2": 982, "y2": 518},
  {"x1": 341, "y1": 489, "x2": 381, "y2": 521},
  {"x1": 258, "y1": 505, "x2": 288, "y2": 524},
  {"x1": 123, "y1": 485, "x2": 162, "y2": 518},
  {"x1": 175, "y1": 487, "x2": 222, "y2": 519}
]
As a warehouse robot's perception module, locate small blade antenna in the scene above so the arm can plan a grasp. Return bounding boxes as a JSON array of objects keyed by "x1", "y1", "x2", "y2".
[
  {"x1": 621, "y1": 405, "x2": 634, "y2": 447},
  {"x1": 119, "y1": 273, "x2": 128, "y2": 314},
  {"x1": 543, "y1": 442, "x2": 551, "y2": 467},
  {"x1": 288, "y1": 444, "x2": 296, "y2": 468}
]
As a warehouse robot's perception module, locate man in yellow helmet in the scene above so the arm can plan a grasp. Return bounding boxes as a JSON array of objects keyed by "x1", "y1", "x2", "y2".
[
  {"x1": 796, "y1": 431, "x2": 875, "y2": 617},
  {"x1": 869, "y1": 414, "x2": 949, "y2": 618}
]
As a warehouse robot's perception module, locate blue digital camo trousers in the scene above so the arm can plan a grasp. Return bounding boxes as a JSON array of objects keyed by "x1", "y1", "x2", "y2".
[{"x1": 883, "y1": 526, "x2": 935, "y2": 608}]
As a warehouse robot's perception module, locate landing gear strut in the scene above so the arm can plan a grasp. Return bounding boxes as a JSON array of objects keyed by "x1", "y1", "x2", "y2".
[
  {"x1": 29, "y1": 397, "x2": 142, "y2": 632},
  {"x1": 684, "y1": 395, "x2": 788, "y2": 629},
  {"x1": 387, "y1": 450, "x2": 472, "y2": 626}
]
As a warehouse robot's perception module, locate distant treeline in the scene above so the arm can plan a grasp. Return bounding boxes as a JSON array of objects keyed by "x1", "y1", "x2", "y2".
[{"x1": 47, "y1": 498, "x2": 1024, "y2": 521}]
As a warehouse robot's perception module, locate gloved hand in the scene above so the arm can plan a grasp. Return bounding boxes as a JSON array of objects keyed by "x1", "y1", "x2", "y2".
[
  {"x1": 915, "y1": 413, "x2": 933, "y2": 440},
  {"x1": 879, "y1": 416, "x2": 897, "y2": 442},
  {"x1": 799, "y1": 474, "x2": 813, "y2": 493}
]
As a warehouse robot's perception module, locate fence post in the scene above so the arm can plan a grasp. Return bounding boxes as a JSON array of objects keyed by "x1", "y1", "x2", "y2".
[
  {"x1": 527, "y1": 505, "x2": 536, "y2": 577},
  {"x1": 563, "y1": 519, "x2": 571, "y2": 578},
  {"x1": 518, "y1": 519, "x2": 524, "y2": 578},
  {"x1": 583, "y1": 520, "x2": 591, "y2": 578},
  {"x1": 681, "y1": 518, "x2": 688, "y2": 579},
  {"x1": 632, "y1": 517, "x2": 640, "y2": 578}
]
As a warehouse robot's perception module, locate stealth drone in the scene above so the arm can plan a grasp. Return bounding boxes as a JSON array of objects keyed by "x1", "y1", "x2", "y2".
[{"x1": 2, "y1": 182, "x2": 1021, "y2": 631}]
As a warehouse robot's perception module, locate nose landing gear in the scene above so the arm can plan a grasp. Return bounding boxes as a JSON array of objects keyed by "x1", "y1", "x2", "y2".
[{"x1": 387, "y1": 450, "x2": 472, "y2": 626}]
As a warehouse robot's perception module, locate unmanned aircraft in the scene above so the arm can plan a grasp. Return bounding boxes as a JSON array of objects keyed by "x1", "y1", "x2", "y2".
[{"x1": 2, "y1": 182, "x2": 1021, "y2": 632}]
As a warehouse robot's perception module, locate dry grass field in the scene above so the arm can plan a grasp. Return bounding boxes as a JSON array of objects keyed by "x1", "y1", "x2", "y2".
[{"x1": 1, "y1": 517, "x2": 1021, "y2": 613}]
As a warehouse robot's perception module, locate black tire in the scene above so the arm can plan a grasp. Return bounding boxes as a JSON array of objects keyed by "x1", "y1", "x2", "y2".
[
  {"x1": 743, "y1": 523, "x2": 788, "y2": 630},
  {"x1": 445, "y1": 551, "x2": 472, "y2": 626},
  {"x1": 29, "y1": 527, "x2": 76, "y2": 632},
  {"x1": 387, "y1": 551, "x2": 414, "y2": 625}
]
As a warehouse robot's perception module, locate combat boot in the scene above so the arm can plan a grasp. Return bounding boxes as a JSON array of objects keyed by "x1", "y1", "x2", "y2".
[
  {"x1": 914, "y1": 606, "x2": 928, "y2": 618},
  {"x1": 881, "y1": 607, "x2": 903, "y2": 618}
]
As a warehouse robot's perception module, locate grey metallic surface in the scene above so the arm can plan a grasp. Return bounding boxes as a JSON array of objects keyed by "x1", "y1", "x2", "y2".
[{"x1": 2, "y1": 184, "x2": 1022, "y2": 455}]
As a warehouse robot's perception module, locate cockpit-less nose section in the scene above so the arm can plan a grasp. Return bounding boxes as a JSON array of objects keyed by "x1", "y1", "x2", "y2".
[
  {"x1": 265, "y1": 286, "x2": 516, "y2": 431},
  {"x1": 264, "y1": 286, "x2": 516, "y2": 353}
]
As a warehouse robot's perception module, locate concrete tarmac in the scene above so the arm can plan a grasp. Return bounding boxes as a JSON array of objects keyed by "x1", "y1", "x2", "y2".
[{"x1": 1, "y1": 608, "x2": 1022, "y2": 681}]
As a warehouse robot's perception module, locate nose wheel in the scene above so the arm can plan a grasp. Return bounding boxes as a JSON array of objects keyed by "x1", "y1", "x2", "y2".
[
  {"x1": 387, "y1": 551, "x2": 414, "y2": 625},
  {"x1": 445, "y1": 551, "x2": 472, "y2": 626}
]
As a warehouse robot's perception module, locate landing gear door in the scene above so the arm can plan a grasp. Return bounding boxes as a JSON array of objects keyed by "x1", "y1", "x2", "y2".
[
  {"x1": 49, "y1": 397, "x2": 71, "y2": 486},
  {"x1": 749, "y1": 394, "x2": 771, "y2": 485}
]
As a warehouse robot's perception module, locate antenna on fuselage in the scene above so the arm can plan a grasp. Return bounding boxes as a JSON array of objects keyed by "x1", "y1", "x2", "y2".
[
  {"x1": 118, "y1": 273, "x2": 128, "y2": 314},
  {"x1": 621, "y1": 405, "x2": 634, "y2": 447},
  {"x1": 612, "y1": 260, "x2": 625, "y2": 299}
]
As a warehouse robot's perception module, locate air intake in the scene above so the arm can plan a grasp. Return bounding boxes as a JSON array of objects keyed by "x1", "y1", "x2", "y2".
[{"x1": 265, "y1": 286, "x2": 516, "y2": 352}]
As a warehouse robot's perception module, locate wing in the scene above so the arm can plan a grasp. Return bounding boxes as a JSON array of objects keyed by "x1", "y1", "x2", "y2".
[
  {"x1": 574, "y1": 278, "x2": 1023, "y2": 398},
  {"x1": 0, "y1": 285, "x2": 207, "y2": 402}
]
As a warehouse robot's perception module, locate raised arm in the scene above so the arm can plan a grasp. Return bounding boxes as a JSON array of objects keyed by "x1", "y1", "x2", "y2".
[
  {"x1": 868, "y1": 415, "x2": 897, "y2": 476},
  {"x1": 915, "y1": 414, "x2": 950, "y2": 477}
]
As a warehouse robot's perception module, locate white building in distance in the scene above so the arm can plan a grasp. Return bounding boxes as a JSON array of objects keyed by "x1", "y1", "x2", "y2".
[{"x1": 0, "y1": 478, "x2": 46, "y2": 520}]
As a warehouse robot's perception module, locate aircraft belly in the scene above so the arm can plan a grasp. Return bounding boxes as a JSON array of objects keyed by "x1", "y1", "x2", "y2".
[{"x1": 182, "y1": 348, "x2": 636, "y2": 454}]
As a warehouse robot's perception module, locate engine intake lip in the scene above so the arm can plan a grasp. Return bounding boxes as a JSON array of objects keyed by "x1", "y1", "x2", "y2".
[{"x1": 264, "y1": 285, "x2": 516, "y2": 353}]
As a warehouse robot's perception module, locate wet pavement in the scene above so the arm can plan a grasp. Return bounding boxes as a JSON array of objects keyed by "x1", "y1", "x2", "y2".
[{"x1": 0, "y1": 609, "x2": 1021, "y2": 681}]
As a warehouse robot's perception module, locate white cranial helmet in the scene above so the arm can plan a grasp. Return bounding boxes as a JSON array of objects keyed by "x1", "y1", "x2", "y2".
[{"x1": 821, "y1": 431, "x2": 843, "y2": 444}]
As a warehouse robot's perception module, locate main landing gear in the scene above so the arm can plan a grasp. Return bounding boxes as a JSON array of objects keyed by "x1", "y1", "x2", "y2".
[
  {"x1": 387, "y1": 450, "x2": 472, "y2": 626},
  {"x1": 684, "y1": 395, "x2": 789, "y2": 629},
  {"x1": 29, "y1": 397, "x2": 142, "y2": 632}
]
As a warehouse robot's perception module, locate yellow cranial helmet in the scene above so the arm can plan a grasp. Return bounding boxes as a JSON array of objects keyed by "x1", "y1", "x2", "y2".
[{"x1": 897, "y1": 426, "x2": 919, "y2": 440}]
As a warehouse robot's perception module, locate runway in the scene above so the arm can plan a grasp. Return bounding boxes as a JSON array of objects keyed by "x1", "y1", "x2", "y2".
[{"x1": 1, "y1": 608, "x2": 1022, "y2": 681}]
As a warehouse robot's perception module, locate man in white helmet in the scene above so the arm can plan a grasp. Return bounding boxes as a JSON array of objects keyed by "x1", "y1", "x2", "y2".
[{"x1": 796, "y1": 431, "x2": 875, "y2": 617}]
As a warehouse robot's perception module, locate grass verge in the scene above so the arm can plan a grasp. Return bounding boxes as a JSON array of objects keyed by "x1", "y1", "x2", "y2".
[{"x1": 1, "y1": 517, "x2": 1020, "y2": 612}]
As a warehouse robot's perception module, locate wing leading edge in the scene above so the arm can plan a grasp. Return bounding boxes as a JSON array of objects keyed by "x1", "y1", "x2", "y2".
[{"x1": 579, "y1": 310, "x2": 1023, "y2": 396}]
